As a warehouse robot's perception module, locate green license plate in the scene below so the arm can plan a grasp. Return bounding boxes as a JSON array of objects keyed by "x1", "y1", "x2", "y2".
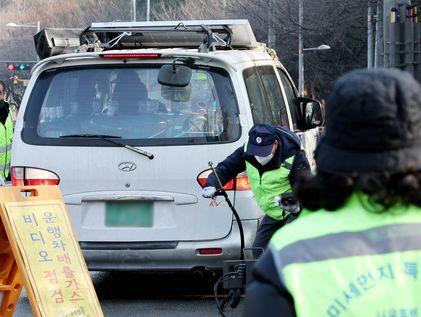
[{"x1": 105, "y1": 201, "x2": 153, "y2": 227}]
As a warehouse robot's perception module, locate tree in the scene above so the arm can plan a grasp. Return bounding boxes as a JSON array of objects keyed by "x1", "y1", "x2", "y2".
[
  {"x1": 152, "y1": 0, "x2": 368, "y2": 101},
  {"x1": 0, "y1": 0, "x2": 131, "y2": 103},
  {"x1": 0, "y1": 0, "x2": 369, "y2": 102},
  {"x1": 221, "y1": 0, "x2": 368, "y2": 100}
]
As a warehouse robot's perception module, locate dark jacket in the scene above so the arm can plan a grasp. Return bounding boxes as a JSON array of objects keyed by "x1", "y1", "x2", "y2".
[
  {"x1": 243, "y1": 249, "x2": 295, "y2": 317},
  {"x1": 204, "y1": 126, "x2": 310, "y2": 191}
]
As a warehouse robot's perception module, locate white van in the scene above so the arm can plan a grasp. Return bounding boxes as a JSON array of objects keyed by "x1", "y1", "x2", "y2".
[{"x1": 11, "y1": 20, "x2": 323, "y2": 273}]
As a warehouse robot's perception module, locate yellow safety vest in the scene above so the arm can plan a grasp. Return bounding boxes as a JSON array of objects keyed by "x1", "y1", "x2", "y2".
[
  {"x1": 269, "y1": 193, "x2": 421, "y2": 316},
  {"x1": 0, "y1": 111, "x2": 13, "y2": 179},
  {"x1": 245, "y1": 156, "x2": 294, "y2": 220}
]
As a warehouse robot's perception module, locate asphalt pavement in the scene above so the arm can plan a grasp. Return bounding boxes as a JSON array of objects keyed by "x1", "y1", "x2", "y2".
[{"x1": 12, "y1": 271, "x2": 245, "y2": 317}]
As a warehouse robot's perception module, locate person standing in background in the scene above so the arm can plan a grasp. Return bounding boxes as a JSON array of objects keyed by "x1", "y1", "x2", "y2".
[{"x1": 0, "y1": 80, "x2": 14, "y2": 182}]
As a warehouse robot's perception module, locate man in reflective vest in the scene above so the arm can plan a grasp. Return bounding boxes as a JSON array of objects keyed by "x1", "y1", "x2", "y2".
[
  {"x1": 202, "y1": 123, "x2": 310, "y2": 253},
  {"x1": 243, "y1": 68, "x2": 421, "y2": 317},
  {"x1": 0, "y1": 80, "x2": 13, "y2": 181}
]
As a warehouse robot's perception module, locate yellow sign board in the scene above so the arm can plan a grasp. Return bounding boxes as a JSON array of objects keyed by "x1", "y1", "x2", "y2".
[{"x1": 0, "y1": 186, "x2": 103, "y2": 317}]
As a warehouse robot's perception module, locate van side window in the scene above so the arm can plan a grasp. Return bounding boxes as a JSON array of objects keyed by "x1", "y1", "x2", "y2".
[
  {"x1": 243, "y1": 66, "x2": 289, "y2": 128},
  {"x1": 259, "y1": 66, "x2": 289, "y2": 129},
  {"x1": 243, "y1": 67, "x2": 271, "y2": 124},
  {"x1": 277, "y1": 68, "x2": 300, "y2": 131}
]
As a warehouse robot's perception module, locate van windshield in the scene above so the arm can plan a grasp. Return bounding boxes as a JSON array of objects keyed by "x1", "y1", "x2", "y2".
[{"x1": 23, "y1": 66, "x2": 240, "y2": 146}]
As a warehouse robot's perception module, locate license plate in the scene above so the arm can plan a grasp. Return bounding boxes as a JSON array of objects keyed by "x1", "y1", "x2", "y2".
[{"x1": 105, "y1": 201, "x2": 153, "y2": 227}]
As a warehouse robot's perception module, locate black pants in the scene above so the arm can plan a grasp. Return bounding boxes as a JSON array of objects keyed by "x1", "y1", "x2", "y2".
[{"x1": 252, "y1": 213, "x2": 299, "y2": 258}]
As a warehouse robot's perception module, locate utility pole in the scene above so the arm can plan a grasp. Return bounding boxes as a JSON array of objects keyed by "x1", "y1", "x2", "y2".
[
  {"x1": 267, "y1": 0, "x2": 275, "y2": 48},
  {"x1": 367, "y1": 0, "x2": 375, "y2": 68},
  {"x1": 146, "y1": 0, "x2": 150, "y2": 21},
  {"x1": 131, "y1": 0, "x2": 136, "y2": 21},
  {"x1": 298, "y1": 0, "x2": 304, "y2": 95},
  {"x1": 374, "y1": 0, "x2": 383, "y2": 67}
]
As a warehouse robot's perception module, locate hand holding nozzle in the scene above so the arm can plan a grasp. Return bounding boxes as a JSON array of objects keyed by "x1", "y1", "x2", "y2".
[
  {"x1": 274, "y1": 194, "x2": 301, "y2": 214},
  {"x1": 202, "y1": 186, "x2": 217, "y2": 198},
  {"x1": 200, "y1": 161, "x2": 226, "y2": 199}
]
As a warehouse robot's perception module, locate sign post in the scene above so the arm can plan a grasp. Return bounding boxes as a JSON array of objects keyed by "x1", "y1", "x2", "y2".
[{"x1": 0, "y1": 185, "x2": 103, "y2": 317}]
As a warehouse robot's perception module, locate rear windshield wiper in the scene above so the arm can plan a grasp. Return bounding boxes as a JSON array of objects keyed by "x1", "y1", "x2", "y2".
[{"x1": 60, "y1": 134, "x2": 154, "y2": 160}]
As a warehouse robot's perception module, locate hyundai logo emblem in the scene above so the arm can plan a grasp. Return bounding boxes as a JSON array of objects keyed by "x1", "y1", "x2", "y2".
[{"x1": 118, "y1": 162, "x2": 137, "y2": 172}]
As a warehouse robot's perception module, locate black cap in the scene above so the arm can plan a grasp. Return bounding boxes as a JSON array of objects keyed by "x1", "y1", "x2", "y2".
[
  {"x1": 246, "y1": 124, "x2": 276, "y2": 156},
  {"x1": 316, "y1": 68, "x2": 421, "y2": 175}
]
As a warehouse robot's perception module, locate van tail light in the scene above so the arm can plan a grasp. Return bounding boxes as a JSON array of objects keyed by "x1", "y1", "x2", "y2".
[
  {"x1": 196, "y1": 169, "x2": 250, "y2": 191},
  {"x1": 100, "y1": 53, "x2": 161, "y2": 59},
  {"x1": 11, "y1": 167, "x2": 60, "y2": 186},
  {"x1": 197, "y1": 248, "x2": 223, "y2": 255}
]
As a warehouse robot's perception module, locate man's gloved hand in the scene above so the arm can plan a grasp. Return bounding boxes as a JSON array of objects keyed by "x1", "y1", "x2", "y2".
[
  {"x1": 202, "y1": 186, "x2": 217, "y2": 199},
  {"x1": 274, "y1": 195, "x2": 282, "y2": 208},
  {"x1": 274, "y1": 195, "x2": 301, "y2": 214}
]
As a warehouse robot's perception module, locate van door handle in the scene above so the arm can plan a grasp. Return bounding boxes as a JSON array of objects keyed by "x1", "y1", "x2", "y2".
[{"x1": 65, "y1": 191, "x2": 197, "y2": 205}]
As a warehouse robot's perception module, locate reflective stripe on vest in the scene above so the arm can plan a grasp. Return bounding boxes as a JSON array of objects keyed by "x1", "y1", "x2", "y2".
[
  {"x1": 269, "y1": 193, "x2": 421, "y2": 317},
  {"x1": 245, "y1": 155, "x2": 294, "y2": 220},
  {"x1": 0, "y1": 144, "x2": 12, "y2": 154}
]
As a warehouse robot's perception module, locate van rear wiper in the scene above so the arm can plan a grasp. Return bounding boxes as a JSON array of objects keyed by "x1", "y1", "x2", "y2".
[{"x1": 60, "y1": 134, "x2": 154, "y2": 160}]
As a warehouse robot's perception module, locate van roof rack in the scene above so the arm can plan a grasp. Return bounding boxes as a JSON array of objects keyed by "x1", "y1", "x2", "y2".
[
  {"x1": 80, "y1": 19, "x2": 259, "y2": 52},
  {"x1": 33, "y1": 20, "x2": 260, "y2": 60}
]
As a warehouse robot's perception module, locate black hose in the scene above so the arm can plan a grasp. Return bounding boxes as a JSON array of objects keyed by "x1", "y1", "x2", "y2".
[
  {"x1": 208, "y1": 161, "x2": 246, "y2": 315},
  {"x1": 208, "y1": 161, "x2": 245, "y2": 260},
  {"x1": 213, "y1": 272, "x2": 238, "y2": 317},
  {"x1": 219, "y1": 190, "x2": 244, "y2": 260}
]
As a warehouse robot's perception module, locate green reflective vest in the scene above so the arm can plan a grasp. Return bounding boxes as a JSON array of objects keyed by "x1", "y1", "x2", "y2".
[
  {"x1": 269, "y1": 193, "x2": 421, "y2": 317},
  {"x1": 245, "y1": 155, "x2": 294, "y2": 220},
  {"x1": 0, "y1": 111, "x2": 13, "y2": 179}
]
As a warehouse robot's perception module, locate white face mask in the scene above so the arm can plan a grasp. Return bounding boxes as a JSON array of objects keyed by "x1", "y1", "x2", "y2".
[{"x1": 254, "y1": 153, "x2": 274, "y2": 165}]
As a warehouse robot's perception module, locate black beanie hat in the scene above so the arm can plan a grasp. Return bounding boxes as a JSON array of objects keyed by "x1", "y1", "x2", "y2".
[{"x1": 315, "y1": 68, "x2": 421, "y2": 175}]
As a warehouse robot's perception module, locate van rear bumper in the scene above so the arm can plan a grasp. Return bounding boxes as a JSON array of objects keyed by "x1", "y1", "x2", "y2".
[{"x1": 80, "y1": 219, "x2": 258, "y2": 271}]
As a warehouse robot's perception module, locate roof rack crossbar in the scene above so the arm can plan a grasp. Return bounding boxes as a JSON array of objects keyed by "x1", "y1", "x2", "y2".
[{"x1": 80, "y1": 20, "x2": 257, "y2": 52}]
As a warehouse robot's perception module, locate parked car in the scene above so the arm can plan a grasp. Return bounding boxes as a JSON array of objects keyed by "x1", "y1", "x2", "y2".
[{"x1": 11, "y1": 20, "x2": 323, "y2": 273}]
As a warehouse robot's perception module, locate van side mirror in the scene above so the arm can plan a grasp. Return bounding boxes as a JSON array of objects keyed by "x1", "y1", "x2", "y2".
[
  {"x1": 158, "y1": 64, "x2": 192, "y2": 87},
  {"x1": 298, "y1": 97, "x2": 324, "y2": 129}
]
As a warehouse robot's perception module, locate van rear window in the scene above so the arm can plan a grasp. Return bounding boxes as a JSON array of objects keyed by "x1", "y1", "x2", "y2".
[{"x1": 22, "y1": 66, "x2": 240, "y2": 146}]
